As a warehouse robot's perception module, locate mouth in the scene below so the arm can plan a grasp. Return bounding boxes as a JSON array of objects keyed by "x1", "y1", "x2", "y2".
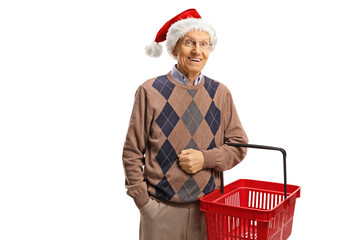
[{"x1": 188, "y1": 57, "x2": 201, "y2": 62}]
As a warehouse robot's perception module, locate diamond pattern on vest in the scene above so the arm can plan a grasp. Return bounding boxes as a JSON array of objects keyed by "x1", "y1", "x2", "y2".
[
  {"x1": 204, "y1": 76, "x2": 219, "y2": 99},
  {"x1": 186, "y1": 138, "x2": 199, "y2": 150},
  {"x1": 152, "y1": 75, "x2": 220, "y2": 202},
  {"x1": 181, "y1": 100, "x2": 203, "y2": 136},
  {"x1": 187, "y1": 89, "x2": 198, "y2": 98},
  {"x1": 152, "y1": 75, "x2": 175, "y2": 100},
  {"x1": 155, "y1": 139, "x2": 177, "y2": 174},
  {"x1": 202, "y1": 174, "x2": 215, "y2": 195},
  {"x1": 177, "y1": 176, "x2": 201, "y2": 202},
  {"x1": 155, "y1": 102, "x2": 180, "y2": 137},
  {"x1": 205, "y1": 101, "x2": 221, "y2": 135},
  {"x1": 156, "y1": 176, "x2": 175, "y2": 201},
  {"x1": 207, "y1": 138, "x2": 216, "y2": 150}
]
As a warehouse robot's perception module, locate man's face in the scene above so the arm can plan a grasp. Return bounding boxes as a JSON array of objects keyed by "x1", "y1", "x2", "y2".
[{"x1": 173, "y1": 31, "x2": 210, "y2": 78}]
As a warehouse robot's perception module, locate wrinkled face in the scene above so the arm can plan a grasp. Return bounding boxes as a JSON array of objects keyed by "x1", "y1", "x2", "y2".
[{"x1": 172, "y1": 31, "x2": 210, "y2": 78}]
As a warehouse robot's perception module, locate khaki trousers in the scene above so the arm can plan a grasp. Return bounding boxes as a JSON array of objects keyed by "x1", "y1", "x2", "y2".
[{"x1": 139, "y1": 198, "x2": 207, "y2": 240}]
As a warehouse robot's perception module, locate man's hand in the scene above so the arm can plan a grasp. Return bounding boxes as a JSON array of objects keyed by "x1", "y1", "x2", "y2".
[{"x1": 178, "y1": 149, "x2": 204, "y2": 174}]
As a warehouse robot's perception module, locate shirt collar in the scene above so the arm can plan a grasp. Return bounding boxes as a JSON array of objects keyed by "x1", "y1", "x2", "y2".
[{"x1": 170, "y1": 65, "x2": 203, "y2": 86}]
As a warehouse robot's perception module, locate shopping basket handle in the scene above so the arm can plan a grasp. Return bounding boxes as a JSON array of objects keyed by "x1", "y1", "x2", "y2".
[{"x1": 221, "y1": 143, "x2": 287, "y2": 199}]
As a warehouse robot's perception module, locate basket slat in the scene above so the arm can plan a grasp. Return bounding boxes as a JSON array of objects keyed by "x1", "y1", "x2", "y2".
[{"x1": 200, "y1": 179, "x2": 301, "y2": 240}]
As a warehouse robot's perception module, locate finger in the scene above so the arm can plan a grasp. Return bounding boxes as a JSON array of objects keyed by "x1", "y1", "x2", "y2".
[
  {"x1": 183, "y1": 167, "x2": 195, "y2": 175},
  {"x1": 179, "y1": 161, "x2": 187, "y2": 170},
  {"x1": 180, "y1": 165, "x2": 192, "y2": 174},
  {"x1": 178, "y1": 154, "x2": 189, "y2": 162},
  {"x1": 180, "y1": 149, "x2": 192, "y2": 155}
]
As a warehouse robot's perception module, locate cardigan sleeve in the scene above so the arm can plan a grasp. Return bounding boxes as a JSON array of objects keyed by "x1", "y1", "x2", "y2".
[
  {"x1": 122, "y1": 86, "x2": 151, "y2": 209},
  {"x1": 202, "y1": 88, "x2": 248, "y2": 171}
]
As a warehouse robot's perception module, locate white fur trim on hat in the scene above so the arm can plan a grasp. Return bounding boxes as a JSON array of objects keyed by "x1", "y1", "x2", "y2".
[
  {"x1": 166, "y1": 18, "x2": 217, "y2": 59},
  {"x1": 145, "y1": 41, "x2": 163, "y2": 57}
]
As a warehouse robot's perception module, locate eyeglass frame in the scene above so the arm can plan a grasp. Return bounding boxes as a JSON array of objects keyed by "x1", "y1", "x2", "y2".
[{"x1": 179, "y1": 39, "x2": 213, "y2": 49}]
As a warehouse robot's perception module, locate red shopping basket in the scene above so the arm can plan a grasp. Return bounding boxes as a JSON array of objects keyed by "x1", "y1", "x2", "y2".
[{"x1": 200, "y1": 143, "x2": 301, "y2": 240}]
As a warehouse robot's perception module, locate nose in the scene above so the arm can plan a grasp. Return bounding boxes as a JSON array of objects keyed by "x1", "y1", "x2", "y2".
[{"x1": 191, "y1": 44, "x2": 201, "y2": 54}]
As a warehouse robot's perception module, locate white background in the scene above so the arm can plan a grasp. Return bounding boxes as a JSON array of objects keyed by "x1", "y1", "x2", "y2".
[{"x1": 1, "y1": 0, "x2": 359, "y2": 239}]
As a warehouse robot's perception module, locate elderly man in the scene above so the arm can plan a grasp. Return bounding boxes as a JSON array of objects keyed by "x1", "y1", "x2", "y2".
[{"x1": 122, "y1": 9, "x2": 248, "y2": 240}]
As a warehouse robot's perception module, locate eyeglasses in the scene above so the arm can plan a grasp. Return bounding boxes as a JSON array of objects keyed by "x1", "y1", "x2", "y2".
[{"x1": 180, "y1": 39, "x2": 213, "y2": 49}]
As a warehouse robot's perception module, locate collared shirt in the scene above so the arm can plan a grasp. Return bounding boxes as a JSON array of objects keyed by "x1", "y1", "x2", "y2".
[{"x1": 170, "y1": 65, "x2": 203, "y2": 86}]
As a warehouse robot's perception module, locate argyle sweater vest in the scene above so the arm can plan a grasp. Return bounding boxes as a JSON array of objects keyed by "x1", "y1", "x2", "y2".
[{"x1": 123, "y1": 72, "x2": 248, "y2": 208}]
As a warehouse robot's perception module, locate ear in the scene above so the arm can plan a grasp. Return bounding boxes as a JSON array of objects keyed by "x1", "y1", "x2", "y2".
[{"x1": 172, "y1": 48, "x2": 178, "y2": 57}]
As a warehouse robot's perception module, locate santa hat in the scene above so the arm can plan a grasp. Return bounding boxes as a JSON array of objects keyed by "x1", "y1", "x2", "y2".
[{"x1": 145, "y1": 8, "x2": 217, "y2": 58}]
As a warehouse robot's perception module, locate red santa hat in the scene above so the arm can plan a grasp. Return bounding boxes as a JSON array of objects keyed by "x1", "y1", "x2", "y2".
[{"x1": 145, "y1": 8, "x2": 217, "y2": 58}]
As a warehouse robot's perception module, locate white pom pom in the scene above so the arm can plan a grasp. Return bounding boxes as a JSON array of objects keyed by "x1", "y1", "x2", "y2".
[{"x1": 145, "y1": 42, "x2": 163, "y2": 57}]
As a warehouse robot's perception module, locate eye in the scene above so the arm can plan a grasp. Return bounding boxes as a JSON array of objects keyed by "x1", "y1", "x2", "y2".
[
  {"x1": 185, "y1": 40, "x2": 192, "y2": 45},
  {"x1": 200, "y1": 41, "x2": 209, "y2": 47}
]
